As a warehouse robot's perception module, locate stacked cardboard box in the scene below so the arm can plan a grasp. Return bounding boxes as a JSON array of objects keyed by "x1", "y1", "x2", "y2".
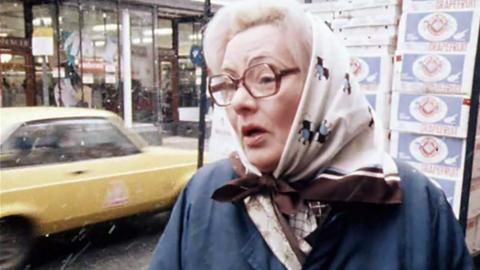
[{"x1": 390, "y1": 0, "x2": 480, "y2": 254}]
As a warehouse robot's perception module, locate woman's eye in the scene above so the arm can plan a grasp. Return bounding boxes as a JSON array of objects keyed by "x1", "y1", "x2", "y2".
[{"x1": 259, "y1": 76, "x2": 275, "y2": 84}]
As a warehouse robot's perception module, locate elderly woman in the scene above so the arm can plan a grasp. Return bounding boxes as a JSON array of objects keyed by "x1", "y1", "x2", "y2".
[{"x1": 150, "y1": 1, "x2": 473, "y2": 269}]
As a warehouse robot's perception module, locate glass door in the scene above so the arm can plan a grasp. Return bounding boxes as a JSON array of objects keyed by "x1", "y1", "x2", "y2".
[
  {"x1": 159, "y1": 60, "x2": 173, "y2": 123},
  {"x1": 0, "y1": 52, "x2": 27, "y2": 107}
]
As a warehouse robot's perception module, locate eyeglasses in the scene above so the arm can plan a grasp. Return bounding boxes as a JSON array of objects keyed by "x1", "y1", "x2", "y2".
[{"x1": 208, "y1": 63, "x2": 300, "y2": 107}]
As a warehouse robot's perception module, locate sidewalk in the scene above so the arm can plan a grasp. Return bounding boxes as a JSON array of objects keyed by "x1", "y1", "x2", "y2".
[{"x1": 161, "y1": 135, "x2": 206, "y2": 151}]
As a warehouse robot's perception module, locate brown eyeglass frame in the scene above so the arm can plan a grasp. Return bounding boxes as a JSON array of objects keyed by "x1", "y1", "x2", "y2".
[{"x1": 208, "y1": 63, "x2": 300, "y2": 107}]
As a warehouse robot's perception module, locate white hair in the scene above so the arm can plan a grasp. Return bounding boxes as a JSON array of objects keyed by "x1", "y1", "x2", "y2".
[{"x1": 203, "y1": 0, "x2": 312, "y2": 75}]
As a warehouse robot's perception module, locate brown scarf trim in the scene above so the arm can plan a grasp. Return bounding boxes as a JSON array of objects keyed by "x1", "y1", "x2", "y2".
[{"x1": 211, "y1": 153, "x2": 402, "y2": 216}]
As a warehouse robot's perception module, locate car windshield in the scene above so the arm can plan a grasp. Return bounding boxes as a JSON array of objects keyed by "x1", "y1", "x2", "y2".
[{"x1": 0, "y1": 118, "x2": 140, "y2": 168}]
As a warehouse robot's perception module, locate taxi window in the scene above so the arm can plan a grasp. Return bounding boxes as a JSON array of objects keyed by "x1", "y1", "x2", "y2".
[{"x1": 0, "y1": 118, "x2": 140, "y2": 168}]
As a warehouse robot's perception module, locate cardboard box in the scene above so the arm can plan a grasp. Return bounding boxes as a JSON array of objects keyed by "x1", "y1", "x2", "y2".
[
  {"x1": 365, "y1": 93, "x2": 378, "y2": 109},
  {"x1": 403, "y1": 0, "x2": 480, "y2": 11},
  {"x1": 326, "y1": 6, "x2": 400, "y2": 40},
  {"x1": 390, "y1": 131, "x2": 467, "y2": 180},
  {"x1": 335, "y1": 2, "x2": 401, "y2": 18},
  {"x1": 311, "y1": 0, "x2": 401, "y2": 3},
  {"x1": 364, "y1": 92, "x2": 391, "y2": 129},
  {"x1": 335, "y1": 25, "x2": 398, "y2": 39},
  {"x1": 307, "y1": 1, "x2": 350, "y2": 13},
  {"x1": 392, "y1": 51, "x2": 476, "y2": 95},
  {"x1": 332, "y1": 15, "x2": 399, "y2": 38},
  {"x1": 332, "y1": 14, "x2": 399, "y2": 29},
  {"x1": 383, "y1": 129, "x2": 391, "y2": 154},
  {"x1": 347, "y1": 45, "x2": 397, "y2": 55},
  {"x1": 397, "y1": 10, "x2": 480, "y2": 53},
  {"x1": 390, "y1": 92, "x2": 470, "y2": 138},
  {"x1": 350, "y1": 54, "x2": 393, "y2": 93},
  {"x1": 312, "y1": 12, "x2": 336, "y2": 23},
  {"x1": 342, "y1": 34, "x2": 397, "y2": 47}
]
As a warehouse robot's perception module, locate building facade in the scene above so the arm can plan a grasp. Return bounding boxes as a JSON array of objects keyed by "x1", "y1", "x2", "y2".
[{"x1": 0, "y1": 0, "x2": 213, "y2": 132}]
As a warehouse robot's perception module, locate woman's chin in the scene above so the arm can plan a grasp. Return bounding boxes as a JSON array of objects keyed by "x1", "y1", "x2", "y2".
[{"x1": 246, "y1": 152, "x2": 278, "y2": 173}]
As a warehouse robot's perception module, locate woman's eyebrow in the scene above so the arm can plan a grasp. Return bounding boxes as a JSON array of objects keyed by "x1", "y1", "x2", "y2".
[
  {"x1": 220, "y1": 67, "x2": 238, "y2": 76},
  {"x1": 248, "y1": 56, "x2": 270, "y2": 66},
  {"x1": 248, "y1": 55, "x2": 288, "y2": 68}
]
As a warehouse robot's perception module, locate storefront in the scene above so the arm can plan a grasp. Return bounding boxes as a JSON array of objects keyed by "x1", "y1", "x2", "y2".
[{"x1": 0, "y1": 0, "x2": 208, "y2": 130}]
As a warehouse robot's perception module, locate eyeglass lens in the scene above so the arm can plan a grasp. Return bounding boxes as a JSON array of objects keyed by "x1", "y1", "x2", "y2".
[{"x1": 209, "y1": 64, "x2": 277, "y2": 106}]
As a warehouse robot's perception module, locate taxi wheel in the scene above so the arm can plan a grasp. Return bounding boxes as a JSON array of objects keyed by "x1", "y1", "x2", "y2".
[{"x1": 0, "y1": 218, "x2": 33, "y2": 270}]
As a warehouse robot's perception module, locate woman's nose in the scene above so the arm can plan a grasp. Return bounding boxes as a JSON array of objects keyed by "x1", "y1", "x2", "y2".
[{"x1": 229, "y1": 83, "x2": 257, "y2": 114}]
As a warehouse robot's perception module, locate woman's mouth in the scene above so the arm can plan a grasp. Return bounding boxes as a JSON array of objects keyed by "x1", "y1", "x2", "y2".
[{"x1": 241, "y1": 125, "x2": 267, "y2": 147}]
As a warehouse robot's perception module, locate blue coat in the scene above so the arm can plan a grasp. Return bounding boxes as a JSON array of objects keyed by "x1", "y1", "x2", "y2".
[{"x1": 150, "y1": 159, "x2": 473, "y2": 269}]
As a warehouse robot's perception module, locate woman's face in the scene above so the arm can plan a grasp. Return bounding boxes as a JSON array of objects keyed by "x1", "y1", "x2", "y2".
[{"x1": 222, "y1": 24, "x2": 305, "y2": 173}]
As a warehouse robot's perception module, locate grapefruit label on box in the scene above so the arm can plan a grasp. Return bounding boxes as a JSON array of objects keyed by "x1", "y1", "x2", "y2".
[{"x1": 399, "y1": 10, "x2": 479, "y2": 52}]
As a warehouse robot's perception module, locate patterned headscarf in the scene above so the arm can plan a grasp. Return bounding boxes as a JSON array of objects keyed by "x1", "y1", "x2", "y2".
[{"x1": 226, "y1": 13, "x2": 401, "y2": 195}]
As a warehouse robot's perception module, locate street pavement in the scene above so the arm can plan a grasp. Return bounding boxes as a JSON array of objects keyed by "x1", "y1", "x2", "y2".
[{"x1": 29, "y1": 212, "x2": 170, "y2": 270}]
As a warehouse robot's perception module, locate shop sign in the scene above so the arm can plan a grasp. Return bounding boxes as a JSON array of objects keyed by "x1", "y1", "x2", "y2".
[
  {"x1": 52, "y1": 67, "x2": 65, "y2": 78},
  {"x1": 105, "y1": 74, "x2": 116, "y2": 84},
  {"x1": 105, "y1": 64, "x2": 116, "y2": 73},
  {"x1": 82, "y1": 73, "x2": 94, "y2": 84},
  {"x1": 80, "y1": 59, "x2": 105, "y2": 75},
  {"x1": 32, "y1": 27, "x2": 54, "y2": 56},
  {"x1": 159, "y1": 49, "x2": 176, "y2": 58},
  {"x1": 0, "y1": 37, "x2": 30, "y2": 50},
  {"x1": 190, "y1": 45, "x2": 204, "y2": 67}
]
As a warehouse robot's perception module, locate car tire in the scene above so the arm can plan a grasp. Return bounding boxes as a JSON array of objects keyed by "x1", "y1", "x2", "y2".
[{"x1": 0, "y1": 218, "x2": 33, "y2": 270}]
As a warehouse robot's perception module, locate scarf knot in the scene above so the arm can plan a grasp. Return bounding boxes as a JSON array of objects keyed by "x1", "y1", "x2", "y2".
[
  {"x1": 258, "y1": 174, "x2": 277, "y2": 191},
  {"x1": 212, "y1": 153, "x2": 403, "y2": 217},
  {"x1": 211, "y1": 172, "x2": 302, "y2": 216},
  {"x1": 211, "y1": 155, "x2": 303, "y2": 216}
]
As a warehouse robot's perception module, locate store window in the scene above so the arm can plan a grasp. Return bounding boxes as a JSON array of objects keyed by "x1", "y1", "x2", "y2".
[
  {"x1": 129, "y1": 9, "x2": 155, "y2": 123},
  {"x1": 80, "y1": 1, "x2": 119, "y2": 110},
  {"x1": 156, "y1": 19, "x2": 173, "y2": 49},
  {"x1": 178, "y1": 21, "x2": 202, "y2": 108},
  {"x1": 178, "y1": 22, "x2": 193, "y2": 57},
  {"x1": 159, "y1": 61, "x2": 173, "y2": 122},
  {"x1": 46, "y1": 1, "x2": 121, "y2": 111},
  {"x1": 0, "y1": 0, "x2": 25, "y2": 38},
  {"x1": 55, "y1": 2, "x2": 79, "y2": 108},
  {"x1": 1, "y1": 54, "x2": 27, "y2": 107},
  {"x1": 178, "y1": 58, "x2": 197, "y2": 107},
  {"x1": 157, "y1": 18, "x2": 174, "y2": 123}
]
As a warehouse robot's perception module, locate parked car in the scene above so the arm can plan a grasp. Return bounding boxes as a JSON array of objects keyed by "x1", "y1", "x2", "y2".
[{"x1": 0, "y1": 107, "x2": 197, "y2": 270}]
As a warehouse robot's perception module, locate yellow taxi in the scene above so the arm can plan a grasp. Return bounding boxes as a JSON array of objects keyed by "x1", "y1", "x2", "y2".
[{"x1": 0, "y1": 107, "x2": 198, "y2": 269}]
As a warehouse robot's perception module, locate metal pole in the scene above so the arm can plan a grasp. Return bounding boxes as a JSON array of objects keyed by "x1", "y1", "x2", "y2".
[
  {"x1": 197, "y1": 0, "x2": 212, "y2": 168},
  {"x1": 54, "y1": 0, "x2": 62, "y2": 105},
  {"x1": 152, "y1": 6, "x2": 161, "y2": 124},
  {"x1": 78, "y1": 0, "x2": 85, "y2": 104},
  {"x1": 122, "y1": 9, "x2": 133, "y2": 128},
  {"x1": 459, "y1": 33, "x2": 480, "y2": 233},
  {"x1": 116, "y1": 0, "x2": 122, "y2": 117},
  {"x1": 42, "y1": 56, "x2": 49, "y2": 105}
]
